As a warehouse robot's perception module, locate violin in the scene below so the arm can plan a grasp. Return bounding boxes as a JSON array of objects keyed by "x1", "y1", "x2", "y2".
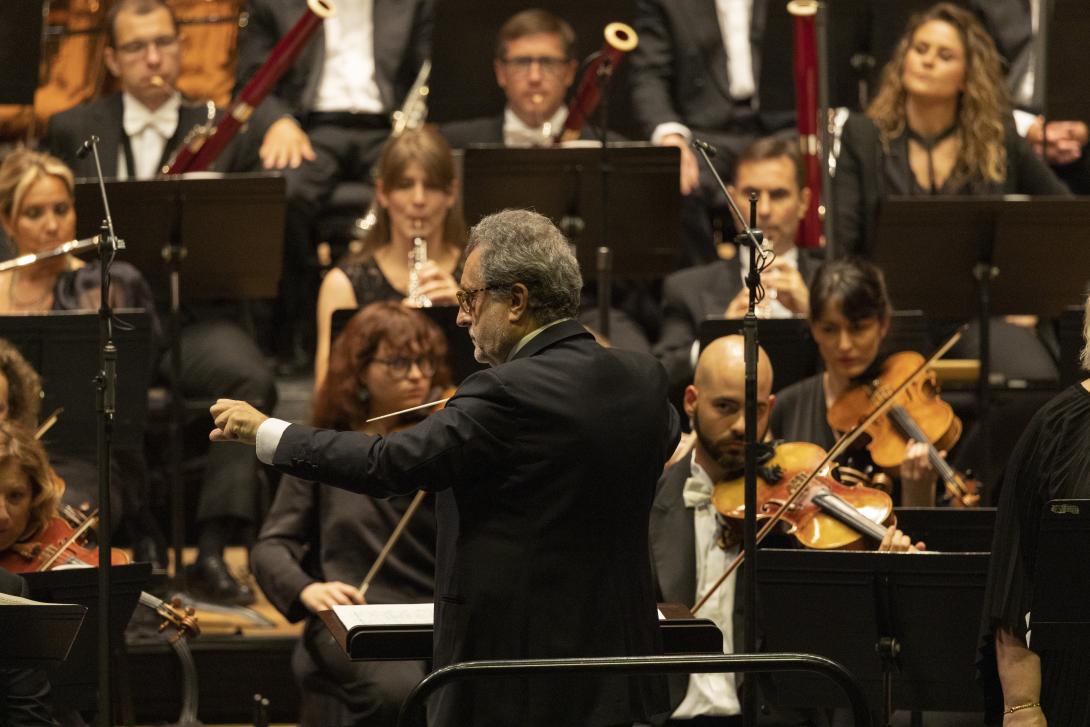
[
  {"x1": 826, "y1": 351, "x2": 981, "y2": 507},
  {"x1": 0, "y1": 512, "x2": 199, "y2": 641},
  {"x1": 712, "y1": 442, "x2": 895, "y2": 551}
]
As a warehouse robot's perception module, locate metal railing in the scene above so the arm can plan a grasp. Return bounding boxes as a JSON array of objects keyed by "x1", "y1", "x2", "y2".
[{"x1": 397, "y1": 652, "x2": 872, "y2": 727}]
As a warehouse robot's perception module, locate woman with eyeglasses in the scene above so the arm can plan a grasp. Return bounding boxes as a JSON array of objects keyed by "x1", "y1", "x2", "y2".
[
  {"x1": 252, "y1": 301, "x2": 448, "y2": 726},
  {"x1": 315, "y1": 127, "x2": 465, "y2": 391}
]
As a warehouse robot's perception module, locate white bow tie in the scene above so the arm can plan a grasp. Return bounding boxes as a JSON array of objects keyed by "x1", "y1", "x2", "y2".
[
  {"x1": 123, "y1": 103, "x2": 176, "y2": 139},
  {"x1": 683, "y1": 476, "x2": 714, "y2": 509}
]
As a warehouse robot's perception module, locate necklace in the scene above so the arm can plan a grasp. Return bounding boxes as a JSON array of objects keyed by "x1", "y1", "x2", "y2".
[
  {"x1": 8, "y1": 269, "x2": 53, "y2": 310},
  {"x1": 906, "y1": 122, "x2": 958, "y2": 194}
]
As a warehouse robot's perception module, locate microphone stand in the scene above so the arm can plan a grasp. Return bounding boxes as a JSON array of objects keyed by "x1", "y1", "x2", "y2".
[
  {"x1": 692, "y1": 138, "x2": 765, "y2": 727},
  {"x1": 83, "y1": 135, "x2": 125, "y2": 727},
  {"x1": 594, "y1": 55, "x2": 614, "y2": 340}
]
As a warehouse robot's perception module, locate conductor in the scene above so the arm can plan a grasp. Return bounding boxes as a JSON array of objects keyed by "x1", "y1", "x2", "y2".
[{"x1": 211, "y1": 209, "x2": 678, "y2": 727}]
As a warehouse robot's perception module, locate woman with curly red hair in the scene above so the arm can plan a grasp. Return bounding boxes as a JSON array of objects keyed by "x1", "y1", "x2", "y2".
[{"x1": 252, "y1": 301, "x2": 449, "y2": 726}]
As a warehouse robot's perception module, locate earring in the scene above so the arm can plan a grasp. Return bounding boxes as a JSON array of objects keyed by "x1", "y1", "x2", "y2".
[{"x1": 357, "y1": 386, "x2": 371, "y2": 405}]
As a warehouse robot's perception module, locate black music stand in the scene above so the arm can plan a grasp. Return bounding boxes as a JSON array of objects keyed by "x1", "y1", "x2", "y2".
[
  {"x1": 698, "y1": 318, "x2": 818, "y2": 393},
  {"x1": 0, "y1": 598, "x2": 86, "y2": 668},
  {"x1": 462, "y1": 145, "x2": 678, "y2": 278},
  {"x1": 1030, "y1": 499, "x2": 1090, "y2": 649},
  {"x1": 22, "y1": 563, "x2": 152, "y2": 718},
  {"x1": 0, "y1": 312, "x2": 153, "y2": 459},
  {"x1": 0, "y1": 0, "x2": 44, "y2": 105},
  {"x1": 331, "y1": 306, "x2": 486, "y2": 385},
  {"x1": 874, "y1": 197, "x2": 1089, "y2": 488},
  {"x1": 756, "y1": 549, "x2": 989, "y2": 725},
  {"x1": 892, "y1": 507, "x2": 996, "y2": 553},
  {"x1": 74, "y1": 173, "x2": 286, "y2": 585}
]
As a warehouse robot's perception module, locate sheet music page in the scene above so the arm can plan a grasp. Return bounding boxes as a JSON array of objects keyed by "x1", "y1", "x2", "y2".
[
  {"x1": 331, "y1": 603, "x2": 670, "y2": 630},
  {"x1": 332, "y1": 602, "x2": 434, "y2": 630}
]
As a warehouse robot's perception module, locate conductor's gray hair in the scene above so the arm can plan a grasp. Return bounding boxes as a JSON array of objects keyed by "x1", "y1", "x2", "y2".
[
  {"x1": 466, "y1": 209, "x2": 582, "y2": 323},
  {"x1": 1082, "y1": 295, "x2": 1090, "y2": 371}
]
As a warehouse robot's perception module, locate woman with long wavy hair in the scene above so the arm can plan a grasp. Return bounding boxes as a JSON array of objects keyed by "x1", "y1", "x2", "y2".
[{"x1": 833, "y1": 2, "x2": 1068, "y2": 259}]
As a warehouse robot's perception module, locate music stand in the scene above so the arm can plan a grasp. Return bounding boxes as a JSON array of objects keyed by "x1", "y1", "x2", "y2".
[
  {"x1": 698, "y1": 318, "x2": 818, "y2": 393},
  {"x1": 22, "y1": 563, "x2": 152, "y2": 716},
  {"x1": 756, "y1": 549, "x2": 989, "y2": 725},
  {"x1": 0, "y1": 312, "x2": 153, "y2": 458},
  {"x1": 331, "y1": 306, "x2": 486, "y2": 385},
  {"x1": 0, "y1": 0, "x2": 44, "y2": 105},
  {"x1": 462, "y1": 145, "x2": 678, "y2": 278},
  {"x1": 892, "y1": 507, "x2": 996, "y2": 553},
  {"x1": 874, "y1": 197, "x2": 1089, "y2": 488},
  {"x1": 1030, "y1": 499, "x2": 1090, "y2": 649},
  {"x1": 74, "y1": 173, "x2": 286, "y2": 585},
  {"x1": 0, "y1": 598, "x2": 86, "y2": 668}
]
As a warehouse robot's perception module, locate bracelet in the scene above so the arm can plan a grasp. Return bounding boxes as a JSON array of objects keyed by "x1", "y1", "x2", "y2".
[{"x1": 1004, "y1": 701, "x2": 1041, "y2": 715}]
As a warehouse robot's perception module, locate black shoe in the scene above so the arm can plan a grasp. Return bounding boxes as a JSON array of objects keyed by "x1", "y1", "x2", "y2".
[
  {"x1": 185, "y1": 555, "x2": 256, "y2": 606},
  {"x1": 131, "y1": 535, "x2": 168, "y2": 571}
]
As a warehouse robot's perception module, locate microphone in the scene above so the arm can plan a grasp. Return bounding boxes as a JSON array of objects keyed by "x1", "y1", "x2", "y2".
[
  {"x1": 691, "y1": 138, "x2": 718, "y2": 158},
  {"x1": 75, "y1": 135, "x2": 100, "y2": 160}
]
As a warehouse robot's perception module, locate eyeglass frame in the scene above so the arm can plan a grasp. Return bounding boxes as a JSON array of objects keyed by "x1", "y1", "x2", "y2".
[
  {"x1": 456, "y1": 284, "x2": 506, "y2": 314},
  {"x1": 371, "y1": 355, "x2": 438, "y2": 380},
  {"x1": 500, "y1": 55, "x2": 572, "y2": 77},
  {"x1": 115, "y1": 35, "x2": 180, "y2": 56}
]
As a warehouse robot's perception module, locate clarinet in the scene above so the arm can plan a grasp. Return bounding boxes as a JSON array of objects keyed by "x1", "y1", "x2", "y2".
[{"x1": 405, "y1": 236, "x2": 432, "y2": 308}]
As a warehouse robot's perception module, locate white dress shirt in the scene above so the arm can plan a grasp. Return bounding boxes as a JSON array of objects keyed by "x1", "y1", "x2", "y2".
[
  {"x1": 672, "y1": 454, "x2": 742, "y2": 718},
  {"x1": 737, "y1": 244, "x2": 799, "y2": 319},
  {"x1": 313, "y1": 0, "x2": 384, "y2": 113},
  {"x1": 119, "y1": 92, "x2": 181, "y2": 180},
  {"x1": 503, "y1": 105, "x2": 569, "y2": 148},
  {"x1": 651, "y1": 0, "x2": 756, "y2": 145}
]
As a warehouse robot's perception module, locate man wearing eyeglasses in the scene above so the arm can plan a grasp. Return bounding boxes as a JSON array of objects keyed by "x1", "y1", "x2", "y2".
[
  {"x1": 42, "y1": 0, "x2": 252, "y2": 179},
  {"x1": 441, "y1": 9, "x2": 579, "y2": 149},
  {"x1": 212, "y1": 209, "x2": 680, "y2": 727},
  {"x1": 41, "y1": 0, "x2": 277, "y2": 607}
]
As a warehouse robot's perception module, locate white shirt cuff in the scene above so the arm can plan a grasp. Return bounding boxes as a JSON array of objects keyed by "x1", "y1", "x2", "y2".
[
  {"x1": 1013, "y1": 109, "x2": 1037, "y2": 138},
  {"x1": 652, "y1": 122, "x2": 692, "y2": 146},
  {"x1": 256, "y1": 418, "x2": 292, "y2": 465}
]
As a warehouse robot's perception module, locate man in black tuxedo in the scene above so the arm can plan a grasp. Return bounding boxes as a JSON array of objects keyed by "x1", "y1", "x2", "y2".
[
  {"x1": 654, "y1": 136, "x2": 819, "y2": 396},
  {"x1": 651, "y1": 335, "x2": 917, "y2": 726},
  {"x1": 212, "y1": 209, "x2": 679, "y2": 727},
  {"x1": 630, "y1": 0, "x2": 795, "y2": 267},
  {"x1": 238, "y1": 0, "x2": 432, "y2": 368},
  {"x1": 440, "y1": 9, "x2": 578, "y2": 148},
  {"x1": 41, "y1": 0, "x2": 276, "y2": 605}
]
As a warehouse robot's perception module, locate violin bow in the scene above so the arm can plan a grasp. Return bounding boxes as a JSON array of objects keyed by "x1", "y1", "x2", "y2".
[
  {"x1": 692, "y1": 325, "x2": 966, "y2": 615},
  {"x1": 358, "y1": 489, "x2": 428, "y2": 597},
  {"x1": 355, "y1": 390, "x2": 452, "y2": 594},
  {"x1": 35, "y1": 408, "x2": 63, "y2": 440}
]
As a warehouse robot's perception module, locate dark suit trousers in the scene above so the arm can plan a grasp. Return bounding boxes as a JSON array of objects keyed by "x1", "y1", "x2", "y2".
[
  {"x1": 160, "y1": 318, "x2": 277, "y2": 523},
  {"x1": 276, "y1": 121, "x2": 389, "y2": 353}
]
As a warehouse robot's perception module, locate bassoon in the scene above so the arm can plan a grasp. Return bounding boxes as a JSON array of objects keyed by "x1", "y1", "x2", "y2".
[
  {"x1": 788, "y1": 0, "x2": 823, "y2": 248},
  {"x1": 553, "y1": 22, "x2": 638, "y2": 143},
  {"x1": 162, "y1": 0, "x2": 335, "y2": 175}
]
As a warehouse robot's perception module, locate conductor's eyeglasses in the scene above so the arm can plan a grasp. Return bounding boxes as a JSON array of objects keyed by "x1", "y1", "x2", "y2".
[
  {"x1": 373, "y1": 356, "x2": 437, "y2": 379},
  {"x1": 116, "y1": 35, "x2": 179, "y2": 56},
  {"x1": 456, "y1": 285, "x2": 502, "y2": 314},
  {"x1": 502, "y1": 55, "x2": 569, "y2": 76}
]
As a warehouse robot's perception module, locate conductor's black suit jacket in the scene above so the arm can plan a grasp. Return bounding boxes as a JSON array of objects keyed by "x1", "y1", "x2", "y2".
[{"x1": 270, "y1": 319, "x2": 679, "y2": 727}]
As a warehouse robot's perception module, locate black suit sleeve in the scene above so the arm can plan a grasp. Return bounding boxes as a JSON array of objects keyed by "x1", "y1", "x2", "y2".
[
  {"x1": 1008, "y1": 131, "x2": 1072, "y2": 195},
  {"x1": 653, "y1": 271, "x2": 702, "y2": 393},
  {"x1": 272, "y1": 368, "x2": 512, "y2": 497},
  {"x1": 250, "y1": 476, "x2": 322, "y2": 622},
  {"x1": 831, "y1": 114, "x2": 870, "y2": 258},
  {"x1": 630, "y1": 0, "x2": 683, "y2": 135},
  {"x1": 235, "y1": 0, "x2": 293, "y2": 135},
  {"x1": 39, "y1": 115, "x2": 78, "y2": 169}
]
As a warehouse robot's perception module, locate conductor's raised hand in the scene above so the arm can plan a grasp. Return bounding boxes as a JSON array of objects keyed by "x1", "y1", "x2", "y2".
[{"x1": 210, "y1": 399, "x2": 269, "y2": 444}]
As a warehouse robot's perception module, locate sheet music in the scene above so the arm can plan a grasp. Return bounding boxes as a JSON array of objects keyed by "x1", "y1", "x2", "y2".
[
  {"x1": 333, "y1": 602, "x2": 434, "y2": 630},
  {"x1": 332, "y1": 602, "x2": 668, "y2": 629}
]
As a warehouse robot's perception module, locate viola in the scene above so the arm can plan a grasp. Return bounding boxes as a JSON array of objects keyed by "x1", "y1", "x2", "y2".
[
  {"x1": 826, "y1": 351, "x2": 980, "y2": 507},
  {"x1": 712, "y1": 441, "x2": 895, "y2": 551}
]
